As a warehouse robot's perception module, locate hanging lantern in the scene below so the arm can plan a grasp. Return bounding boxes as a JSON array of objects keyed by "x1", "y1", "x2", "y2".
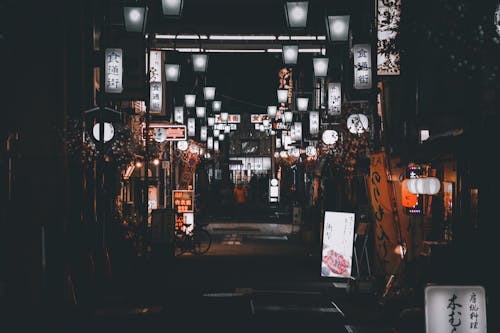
[
  {"x1": 296, "y1": 97, "x2": 309, "y2": 111},
  {"x1": 192, "y1": 53, "x2": 208, "y2": 72},
  {"x1": 327, "y1": 82, "x2": 341, "y2": 116},
  {"x1": 218, "y1": 133, "x2": 225, "y2": 141},
  {"x1": 177, "y1": 140, "x2": 188, "y2": 151},
  {"x1": 406, "y1": 177, "x2": 441, "y2": 195},
  {"x1": 347, "y1": 114, "x2": 369, "y2": 134},
  {"x1": 185, "y1": 94, "x2": 196, "y2": 108},
  {"x1": 165, "y1": 64, "x2": 180, "y2": 82},
  {"x1": 213, "y1": 129, "x2": 220, "y2": 136},
  {"x1": 313, "y1": 57, "x2": 329, "y2": 77},
  {"x1": 174, "y1": 106, "x2": 184, "y2": 124},
  {"x1": 284, "y1": 111, "x2": 294, "y2": 123},
  {"x1": 305, "y1": 145, "x2": 317, "y2": 157},
  {"x1": 187, "y1": 118, "x2": 196, "y2": 136},
  {"x1": 224, "y1": 125, "x2": 231, "y2": 133},
  {"x1": 123, "y1": 6, "x2": 148, "y2": 33},
  {"x1": 325, "y1": 15, "x2": 350, "y2": 42},
  {"x1": 92, "y1": 122, "x2": 115, "y2": 143},
  {"x1": 212, "y1": 100, "x2": 222, "y2": 112},
  {"x1": 207, "y1": 136, "x2": 213, "y2": 149},
  {"x1": 200, "y1": 126, "x2": 207, "y2": 141},
  {"x1": 282, "y1": 45, "x2": 299, "y2": 65},
  {"x1": 152, "y1": 127, "x2": 167, "y2": 143},
  {"x1": 322, "y1": 129, "x2": 338, "y2": 145},
  {"x1": 196, "y1": 106, "x2": 206, "y2": 118},
  {"x1": 208, "y1": 117, "x2": 215, "y2": 127},
  {"x1": 161, "y1": 0, "x2": 184, "y2": 18},
  {"x1": 203, "y1": 86, "x2": 216, "y2": 101},
  {"x1": 284, "y1": 1, "x2": 309, "y2": 29},
  {"x1": 214, "y1": 140, "x2": 220, "y2": 151},
  {"x1": 277, "y1": 89, "x2": 289, "y2": 104},
  {"x1": 309, "y1": 111, "x2": 319, "y2": 135},
  {"x1": 267, "y1": 105, "x2": 277, "y2": 117},
  {"x1": 293, "y1": 122, "x2": 302, "y2": 141}
]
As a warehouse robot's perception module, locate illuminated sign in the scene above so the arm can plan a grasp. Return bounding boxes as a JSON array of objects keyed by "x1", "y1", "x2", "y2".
[
  {"x1": 172, "y1": 190, "x2": 194, "y2": 213},
  {"x1": 353, "y1": 44, "x2": 372, "y2": 90},
  {"x1": 309, "y1": 111, "x2": 320, "y2": 136},
  {"x1": 149, "y1": 50, "x2": 163, "y2": 113},
  {"x1": 425, "y1": 285, "x2": 486, "y2": 333},
  {"x1": 215, "y1": 114, "x2": 240, "y2": 123},
  {"x1": 105, "y1": 48, "x2": 123, "y2": 93},
  {"x1": 148, "y1": 124, "x2": 187, "y2": 141},
  {"x1": 321, "y1": 212, "x2": 355, "y2": 278},
  {"x1": 250, "y1": 114, "x2": 270, "y2": 123},
  {"x1": 187, "y1": 118, "x2": 195, "y2": 137},
  {"x1": 327, "y1": 82, "x2": 341, "y2": 116},
  {"x1": 377, "y1": 0, "x2": 401, "y2": 75}
]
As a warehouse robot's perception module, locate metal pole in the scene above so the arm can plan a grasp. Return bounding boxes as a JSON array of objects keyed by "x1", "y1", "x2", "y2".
[
  {"x1": 144, "y1": 35, "x2": 151, "y2": 251},
  {"x1": 98, "y1": 2, "x2": 107, "y2": 250}
]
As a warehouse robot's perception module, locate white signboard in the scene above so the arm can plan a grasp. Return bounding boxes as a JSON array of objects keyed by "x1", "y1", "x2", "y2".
[
  {"x1": 321, "y1": 211, "x2": 355, "y2": 278},
  {"x1": 149, "y1": 50, "x2": 163, "y2": 113},
  {"x1": 174, "y1": 106, "x2": 184, "y2": 124},
  {"x1": 425, "y1": 285, "x2": 487, "y2": 333},
  {"x1": 105, "y1": 48, "x2": 123, "y2": 93},
  {"x1": 328, "y1": 82, "x2": 341, "y2": 116},
  {"x1": 353, "y1": 44, "x2": 372, "y2": 90},
  {"x1": 215, "y1": 114, "x2": 240, "y2": 124},
  {"x1": 309, "y1": 111, "x2": 320, "y2": 136},
  {"x1": 377, "y1": 0, "x2": 401, "y2": 75}
]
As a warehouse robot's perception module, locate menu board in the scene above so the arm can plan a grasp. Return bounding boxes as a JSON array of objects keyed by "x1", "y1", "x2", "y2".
[{"x1": 321, "y1": 212, "x2": 355, "y2": 278}]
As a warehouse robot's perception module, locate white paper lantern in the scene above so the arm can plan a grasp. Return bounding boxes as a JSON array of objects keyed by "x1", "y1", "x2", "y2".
[
  {"x1": 177, "y1": 140, "x2": 188, "y2": 151},
  {"x1": 305, "y1": 145, "x2": 317, "y2": 157},
  {"x1": 165, "y1": 64, "x2": 180, "y2": 82},
  {"x1": 277, "y1": 89, "x2": 288, "y2": 103},
  {"x1": 185, "y1": 94, "x2": 196, "y2": 108},
  {"x1": 203, "y1": 86, "x2": 216, "y2": 101},
  {"x1": 282, "y1": 45, "x2": 299, "y2": 65},
  {"x1": 267, "y1": 105, "x2": 277, "y2": 117},
  {"x1": 212, "y1": 100, "x2": 222, "y2": 112},
  {"x1": 347, "y1": 113, "x2": 369, "y2": 134},
  {"x1": 284, "y1": 1, "x2": 308, "y2": 29},
  {"x1": 208, "y1": 117, "x2": 215, "y2": 127},
  {"x1": 218, "y1": 133, "x2": 225, "y2": 141},
  {"x1": 284, "y1": 111, "x2": 293, "y2": 123},
  {"x1": 322, "y1": 129, "x2": 338, "y2": 145},
  {"x1": 296, "y1": 97, "x2": 309, "y2": 111},
  {"x1": 192, "y1": 53, "x2": 208, "y2": 72},
  {"x1": 92, "y1": 122, "x2": 114, "y2": 143},
  {"x1": 313, "y1": 57, "x2": 329, "y2": 77},
  {"x1": 196, "y1": 106, "x2": 206, "y2": 118}
]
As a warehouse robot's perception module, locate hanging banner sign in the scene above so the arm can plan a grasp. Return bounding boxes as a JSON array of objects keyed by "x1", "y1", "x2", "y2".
[
  {"x1": 149, "y1": 50, "x2": 163, "y2": 113},
  {"x1": 327, "y1": 82, "x2": 341, "y2": 116},
  {"x1": 215, "y1": 114, "x2": 240, "y2": 123},
  {"x1": 148, "y1": 124, "x2": 187, "y2": 141},
  {"x1": 105, "y1": 48, "x2": 123, "y2": 93},
  {"x1": 250, "y1": 114, "x2": 270, "y2": 123},
  {"x1": 321, "y1": 211, "x2": 355, "y2": 278},
  {"x1": 368, "y1": 152, "x2": 401, "y2": 275},
  {"x1": 353, "y1": 44, "x2": 372, "y2": 90},
  {"x1": 377, "y1": 0, "x2": 401, "y2": 75},
  {"x1": 178, "y1": 153, "x2": 199, "y2": 190},
  {"x1": 425, "y1": 285, "x2": 487, "y2": 333}
]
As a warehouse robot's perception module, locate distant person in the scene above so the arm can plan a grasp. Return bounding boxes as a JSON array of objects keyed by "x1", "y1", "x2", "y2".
[{"x1": 233, "y1": 182, "x2": 248, "y2": 215}]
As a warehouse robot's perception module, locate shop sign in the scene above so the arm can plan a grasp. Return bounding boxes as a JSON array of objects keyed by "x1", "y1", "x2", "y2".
[
  {"x1": 172, "y1": 190, "x2": 194, "y2": 213},
  {"x1": 149, "y1": 50, "x2": 163, "y2": 113},
  {"x1": 321, "y1": 211, "x2": 355, "y2": 278},
  {"x1": 105, "y1": 48, "x2": 123, "y2": 93},
  {"x1": 250, "y1": 114, "x2": 270, "y2": 123},
  {"x1": 215, "y1": 114, "x2": 240, "y2": 123},
  {"x1": 327, "y1": 82, "x2": 341, "y2": 116},
  {"x1": 425, "y1": 285, "x2": 486, "y2": 333},
  {"x1": 353, "y1": 44, "x2": 372, "y2": 90},
  {"x1": 377, "y1": 0, "x2": 401, "y2": 75}
]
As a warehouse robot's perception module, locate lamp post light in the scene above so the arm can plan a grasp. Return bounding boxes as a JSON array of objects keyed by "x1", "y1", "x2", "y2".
[
  {"x1": 185, "y1": 94, "x2": 196, "y2": 108},
  {"x1": 212, "y1": 100, "x2": 222, "y2": 112},
  {"x1": 196, "y1": 106, "x2": 206, "y2": 118},
  {"x1": 325, "y1": 15, "x2": 350, "y2": 42},
  {"x1": 282, "y1": 45, "x2": 299, "y2": 65},
  {"x1": 161, "y1": 0, "x2": 184, "y2": 18},
  {"x1": 284, "y1": 1, "x2": 309, "y2": 29},
  {"x1": 123, "y1": 6, "x2": 148, "y2": 33}
]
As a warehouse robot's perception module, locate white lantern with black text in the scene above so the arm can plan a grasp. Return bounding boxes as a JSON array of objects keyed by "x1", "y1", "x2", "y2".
[
  {"x1": 165, "y1": 64, "x2": 180, "y2": 82},
  {"x1": 203, "y1": 87, "x2": 216, "y2": 101},
  {"x1": 177, "y1": 140, "x2": 188, "y2": 151},
  {"x1": 174, "y1": 106, "x2": 184, "y2": 123},
  {"x1": 192, "y1": 53, "x2": 208, "y2": 72},
  {"x1": 282, "y1": 45, "x2": 299, "y2": 65},
  {"x1": 306, "y1": 145, "x2": 317, "y2": 157},
  {"x1": 185, "y1": 94, "x2": 196, "y2": 108},
  {"x1": 218, "y1": 133, "x2": 225, "y2": 141},
  {"x1": 187, "y1": 118, "x2": 195, "y2": 137},
  {"x1": 322, "y1": 129, "x2": 338, "y2": 145},
  {"x1": 200, "y1": 126, "x2": 207, "y2": 141},
  {"x1": 325, "y1": 15, "x2": 350, "y2": 42},
  {"x1": 284, "y1": 2, "x2": 309, "y2": 29},
  {"x1": 284, "y1": 111, "x2": 293, "y2": 123},
  {"x1": 293, "y1": 122, "x2": 302, "y2": 141},
  {"x1": 347, "y1": 114, "x2": 369, "y2": 134},
  {"x1": 93, "y1": 122, "x2": 115, "y2": 143},
  {"x1": 313, "y1": 57, "x2": 329, "y2": 77},
  {"x1": 208, "y1": 117, "x2": 215, "y2": 127},
  {"x1": 309, "y1": 111, "x2": 319, "y2": 135},
  {"x1": 207, "y1": 136, "x2": 213, "y2": 150},
  {"x1": 214, "y1": 140, "x2": 219, "y2": 151}
]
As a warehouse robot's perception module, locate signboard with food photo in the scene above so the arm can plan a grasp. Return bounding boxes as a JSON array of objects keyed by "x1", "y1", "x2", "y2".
[{"x1": 321, "y1": 211, "x2": 355, "y2": 278}]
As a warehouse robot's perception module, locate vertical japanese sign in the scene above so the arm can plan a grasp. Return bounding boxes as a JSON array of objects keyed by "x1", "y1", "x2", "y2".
[
  {"x1": 425, "y1": 285, "x2": 487, "y2": 333},
  {"x1": 353, "y1": 44, "x2": 372, "y2": 90},
  {"x1": 327, "y1": 82, "x2": 342, "y2": 116},
  {"x1": 105, "y1": 48, "x2": 123, "y2": 93},
  {"x1": 178, "y1": 154, "x2": 199, "y2": 190},
  {"x1": 278, "y1": 67, "x2": 293, "y2": 112},
  {"x1": 377, "y1": 0, "x2": 401, "y2": 75},
  {"x1": 368, "y1": 152, "x2": 400, "y2": 275},
  {"x1": 187, "y1": 118, "x2": 195, "y2": 137},
  {"x1": 174, "y1": 106, "x2": 184, "y2": 124},
  {"x1": 149, "y1": 50, "x2": 163, "y2": 113},
  {"x1": 309, "y1": 111, "x2": 320, "y2": 136},
  {"x1": 321, "y1": 212, "x2": 355, "y2": 278}
]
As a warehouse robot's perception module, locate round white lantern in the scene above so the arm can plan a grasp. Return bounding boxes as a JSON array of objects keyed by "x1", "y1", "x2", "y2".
[
  {"x1": 92, "y1": 122, "x2": 114, "y2": 143},
  {"x1": 305, "y1": 145, "x2": 317, "y2": 157},
  {"x1": 322, "y1": 129, "x2": 338, "y2": 145},
  {"x1": 177, "y1": 140, "x2": 188, "y2": 151},
  {"x1": 347, "y1": 114, "x2": 369, "y2": 134}
]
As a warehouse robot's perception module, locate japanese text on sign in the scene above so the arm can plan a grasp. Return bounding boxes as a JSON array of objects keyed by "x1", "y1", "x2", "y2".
[
  {"x1": 105, "y1": 48, "x2": 123, "y2": 93},
  {"x1": 353, "y1": 44, "x2": 372, "y2": 90},
  {"x1": 172, "y1": 190, "x2": 194, "y2": 213}
]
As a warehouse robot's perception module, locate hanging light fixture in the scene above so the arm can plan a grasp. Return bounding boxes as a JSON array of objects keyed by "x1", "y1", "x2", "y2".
[
  {"x1": 313, "y1": 57, "x2": 329, "y2": 77},
  {"x1": 277, "y1": 88, "x2": 288, "y2": 103},
  {"x1": 212, "y1": 100, "x2": 222, "y2": 112},
  {"x1": 203, "y1": 87, "x2": 216, "y2": 101},
  {"x1": 284, "y1": 111, "x2": 293, "y2": 123},
  {"x1": 267, "y1": 105, "x2": 277, "y2": 117},
  {"x1": 218, "y1": 133, "x2": 225, "y2": 141},
  {"x1": 296, "y1": 97, "x2": 309, "y2": 111},
  {"x1": 174, "y1": 106, "x2": 184, "y2": 123},
  {"x1": 185, "y1": 94, "x2": 196, "y2": 108},
  {"x1": 207, "y1": 137, "x2": 213, "y2": 150},
  {"x1": 347, "y1": 113, "x2": 369, "y2": 134},
  {"x1": 92, "y1": 122, "x2": 115, "y2": 143},
  {"x1": 282, "y1": 45, "x2": 299, "y2": 65},
  {"x1": 192, "y1": 53, "x2": 208, "y2": 72},
  {"x1": 208, "y1": 117, "x2": 215, "y2": 127},
  {"x1": 224, "y1": 125, "x2": 231, "y2": 133},
  {"x1": 165, "y1": 64, "x2": 180, "y2": 82},
  {"x1": 196, "y1": 106, "x2": 206, "y2": 118},
  {"x1": 161, "y1": 0, "x2": 184, "y2": 18},
  {"x1": 325, "y1": 15, "x2": 350, "y2": 42},
  {"x1": 214, "y1": 140, "x2": 220, "y2": 151},
  {"x1": 123, "y1": 6, "x2": 148, "y2": 33},
  {"x1": 200, "y1": 126, "x2": 208, "y2": 141},
  {"x1": 213, "y1": 129, "x2": 220, "y2": 136},
  {"x1": 284, "y1": 2, "x2": 309, "y2": 29}
]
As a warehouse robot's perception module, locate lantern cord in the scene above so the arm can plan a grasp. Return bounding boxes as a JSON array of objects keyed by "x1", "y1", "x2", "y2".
[{"x1": 218, "y1": 94, "x2": 267, "y2": 111}]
